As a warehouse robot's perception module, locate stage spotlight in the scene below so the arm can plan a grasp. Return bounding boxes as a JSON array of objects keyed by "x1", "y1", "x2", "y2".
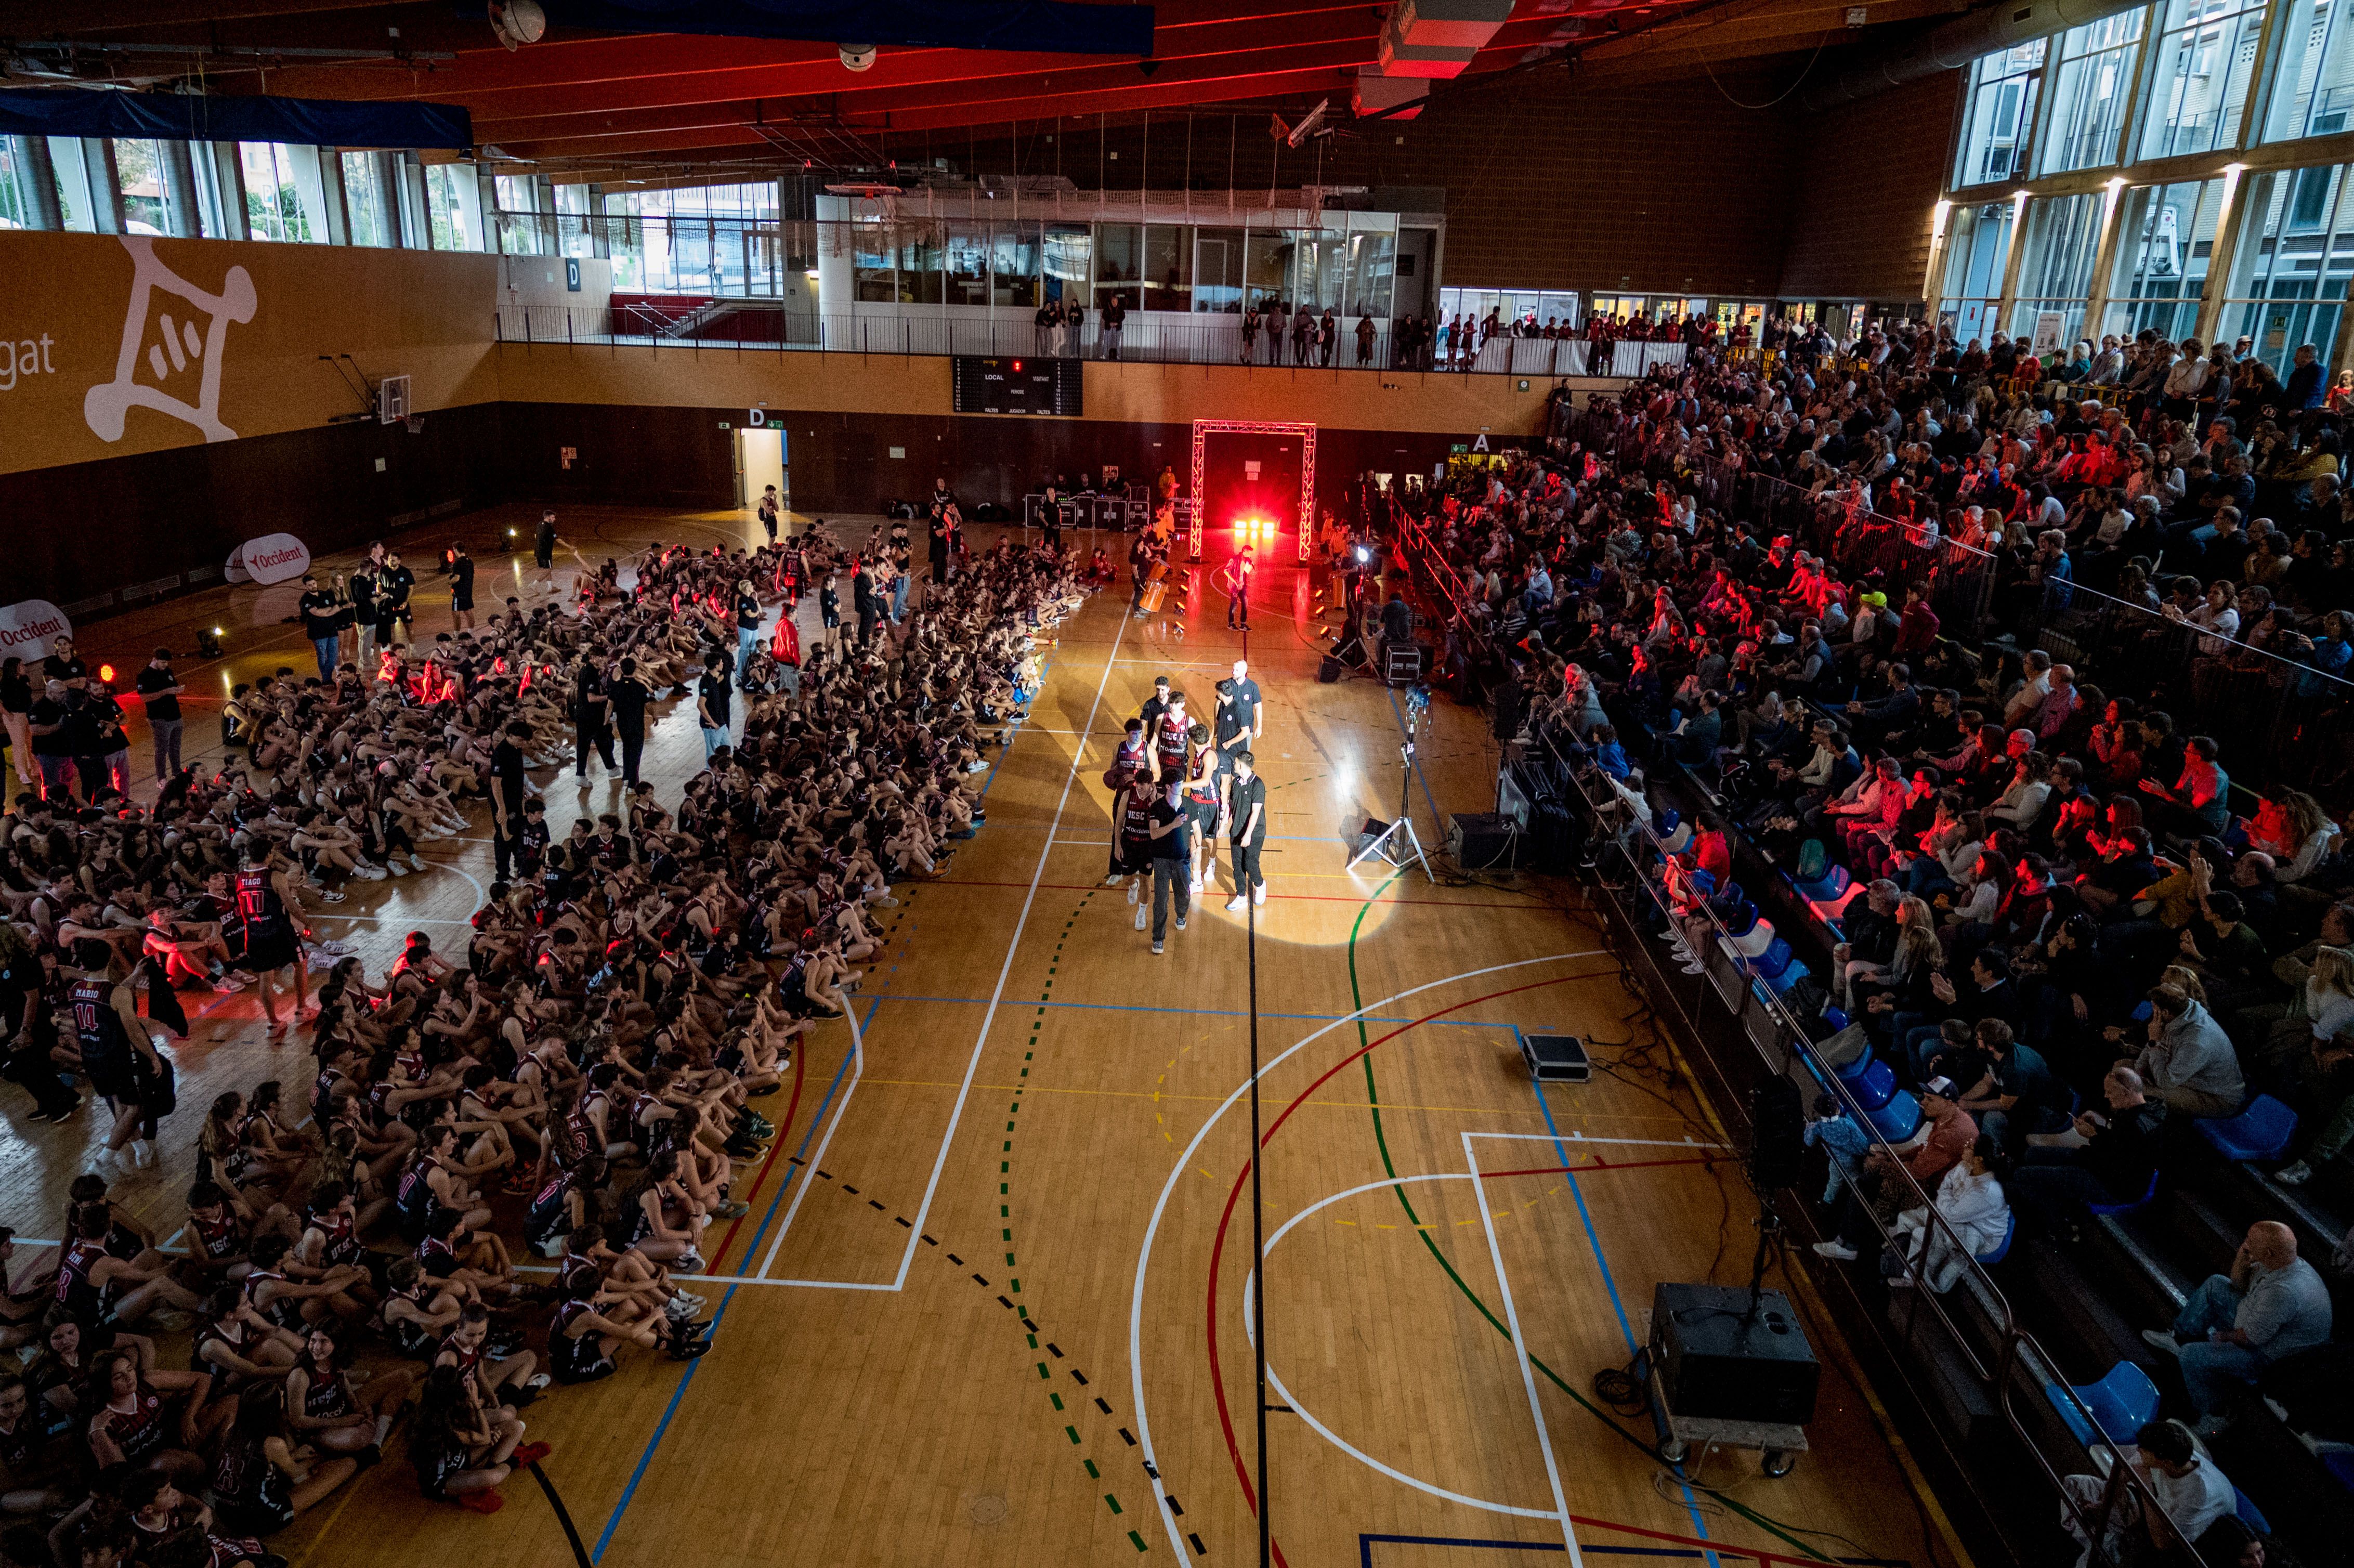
[
  {"x1": 97, "y1": 664, "x2": 114, "y2": 684},
  {"x1": 1354, "y1": 544, "x2": 1371, "y2": 565}
]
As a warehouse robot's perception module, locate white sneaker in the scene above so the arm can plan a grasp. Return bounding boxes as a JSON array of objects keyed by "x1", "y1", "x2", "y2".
[
  {"x1": 386, "y1": 860, "x2": 409, "y2": 876},
  {"x1": 1133, "y1": 904, "x2": 1148, "y2": 932},
  {"x1": 2140, "y1": 1330, "x2": 2182, "y2": 1357},
  {"x1": 1810, "y1": 1239, "x2": 1858, "y2": 1262},
  {"x1": 410, "y1": 853, "x2": 428, "y2": 871},
  {"x1": 1252, "y1": 886, "x2": 1265, "y2": 906},
  {"x1": 1102, "y1": 873, "x2": 1126, "y2": 888},
  {"x1": 1188, "y1": 873, "x2": 1202, "y2": 895},
  {"x1": 1226, "y1": 895, "x2": 1247, "y2": 912},
  {"x1": 1126, "y1": 880, "x2": 1139, "y2": 906},
  {"x1": 2275, "y1": 1160, "x2": 2314, "y2": 1186}
]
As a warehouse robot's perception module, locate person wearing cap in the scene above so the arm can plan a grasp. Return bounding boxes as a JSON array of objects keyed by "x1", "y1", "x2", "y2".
[{"x1": 1811, "y1": 1076, "x2": 1979, "y2": 1263}]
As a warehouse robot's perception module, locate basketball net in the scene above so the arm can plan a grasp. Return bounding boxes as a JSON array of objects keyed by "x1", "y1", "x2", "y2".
[{"x1": 821, "y1": 189, "x2": 901, "y2": 258}]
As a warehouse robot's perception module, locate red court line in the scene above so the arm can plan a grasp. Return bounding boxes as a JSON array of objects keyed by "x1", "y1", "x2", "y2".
[
  {"x1": 705, "y1": 1043, "x2": 806, "y2": 1273},
  {"x1": 1201, "y1": 972, "x2": 1583, "y2": 1568},
  {"x1": 1570, "y1": 1511, "x2": 1838, "y2": 1567}
]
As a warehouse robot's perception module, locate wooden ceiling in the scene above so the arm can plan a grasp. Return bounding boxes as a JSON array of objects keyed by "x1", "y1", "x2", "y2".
[{"x1": 0, "y1": 0, "x2": 1963, "y2": 174}]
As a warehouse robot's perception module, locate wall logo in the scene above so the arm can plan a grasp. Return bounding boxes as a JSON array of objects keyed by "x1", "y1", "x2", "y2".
[
  {"x1": 226, "y1": 533, "x2": 311, "y2": 586},
  {"x1": 0, "y1": 599, "x2": 71, "y2": 656},
  {"x1": 84, "y1": 236, "x2": 256, "y2": 446}
]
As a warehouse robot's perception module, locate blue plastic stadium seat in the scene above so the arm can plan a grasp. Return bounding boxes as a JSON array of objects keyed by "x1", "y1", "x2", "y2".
[
  {"x1": 1977, "y1": 1211, "x2": 2017, "y2": 1265},
  {"x1": 1728, "y1": 919, "x2": 1776, "y2": 959},
  {"x1": 2234, "y1": 1489, "x2": 2270, "y2": 1535},
  {"x1": 2196, "y1": 1094, "x2": 2298, "y2": 1158},
  {"x1": 1796, "y1": 863, "x2": 1850, "y2": 903},
  {"x1": 2087, "y1": 1170, "x2": 2160, "y2": 1217},
  {"x1": 1821, "y1": 1005, "x2": 1851, "y2": 1033},
  {"x1": 1720, "y1": 902, "x2": 1760, "y2": 940},
  {"x1": 1865, "y1": 1090, "x2": 1921, "y2": 1143},
  {"x1": 1764, "y1": 957, "x2": 1813, "y2": 997},
  {"x1": 1751, "y1": 938, "x2": 1795, "y2": 981},
  {"x1": 2047, "y1": 1362, "x2": 2161, "y2": 1448},
  {"x1": 1846, "y1": 1056, "x2": 1897, "y2": 1112}
]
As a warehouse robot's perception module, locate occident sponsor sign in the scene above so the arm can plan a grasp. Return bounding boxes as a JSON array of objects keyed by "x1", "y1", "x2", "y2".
[
  {"x1": 228, "y1": 533, "x2": 311, "y2": 586},
  {"x1": 0, "y1": 599, "x2": 71, "y2": 656}
]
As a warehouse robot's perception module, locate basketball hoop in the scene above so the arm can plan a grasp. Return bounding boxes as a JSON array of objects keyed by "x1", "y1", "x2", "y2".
[
  {"x1": 404, "y1": 415, "x2": 424, "y2": 435},
  {"x1": 822, "y1": 182, "x2": 901, "y2": 259}
]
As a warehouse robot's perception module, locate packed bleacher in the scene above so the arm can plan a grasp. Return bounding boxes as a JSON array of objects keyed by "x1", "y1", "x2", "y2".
[{"x1": 1364, "y1": 323, "x2": 2354, "y2": 1564}]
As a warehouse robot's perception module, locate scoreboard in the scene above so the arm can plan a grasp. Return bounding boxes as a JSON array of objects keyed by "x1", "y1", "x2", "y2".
[{"x1": 952, "y1": 356, "x2": 1083, "y2": 416}]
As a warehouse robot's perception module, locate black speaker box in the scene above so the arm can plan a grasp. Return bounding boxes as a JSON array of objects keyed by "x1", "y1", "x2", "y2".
[
  {"x1": 1448, "y1": 812, "x2": 1519, "y2": 870},
  {"x1": 1648, "y1": 1283, "x2": 1819, "y2": 1427}
]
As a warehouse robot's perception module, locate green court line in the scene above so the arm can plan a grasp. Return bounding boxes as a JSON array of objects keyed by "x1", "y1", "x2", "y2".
[{"x1": 1341, "y1": 877, "x2": 1834, "y2": 1565}]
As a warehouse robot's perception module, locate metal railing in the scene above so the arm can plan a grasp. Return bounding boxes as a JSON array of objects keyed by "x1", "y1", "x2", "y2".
[
  {"x1": 493, "y1": 301, "x2": 1689, "y2": 377},
  {"x1": 1384, "y1": 500, "x2": 2198, "y2": 1566}
]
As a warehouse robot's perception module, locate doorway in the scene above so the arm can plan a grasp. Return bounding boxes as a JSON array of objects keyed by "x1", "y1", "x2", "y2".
[{"x1": 736, "y1": 426, "x2": 784, "y2": 512}]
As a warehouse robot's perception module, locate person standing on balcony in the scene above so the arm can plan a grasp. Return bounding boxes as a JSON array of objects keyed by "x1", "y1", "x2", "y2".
[
  {"x1": 1318, "y1": 308, "x2": 1337, "y2": 366},
  {"x1": 1101, "y1": 294, "x2": 1126, "y2": 361},
  {"x1": 1292, "y1": 303, "x2": 1313, "y2": 365},
  {"x1": 1240, "y1": 305, "x2": 1260, "y2": 365},
  {"x1": 1355, "y1": 313, "x2": 1375, "y2": 366},
  {"x1": 1035, "y1": 299, "x2": 1056, "y2": 358}
]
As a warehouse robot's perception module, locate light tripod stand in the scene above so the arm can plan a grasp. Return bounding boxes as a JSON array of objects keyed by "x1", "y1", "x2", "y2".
[{"x1": 1345, "y1": 684, "x2": 1434, "y2": 882}]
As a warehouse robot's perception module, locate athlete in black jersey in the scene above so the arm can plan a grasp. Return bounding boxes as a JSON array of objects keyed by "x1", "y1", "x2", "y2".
[
  {"x1": 65, "y1": 940, "x2": 168, "y2": 1172},
  {"x1": 233, "y1": 844, "x2": 311, "y2": 1035}
]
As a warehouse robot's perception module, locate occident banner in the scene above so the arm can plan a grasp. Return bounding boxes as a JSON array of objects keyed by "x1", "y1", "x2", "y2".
[
  {"x1": 234, "y1": 532, "x2": 311, "y2": 585},
  {"x1": 0, "y1": 598, "x2": 71, "y2": 657}
]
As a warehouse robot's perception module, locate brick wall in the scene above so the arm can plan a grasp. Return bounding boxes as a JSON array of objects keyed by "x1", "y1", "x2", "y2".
[{"x1": 1776, "y1": 70, "x2": 1961, "y2": 303}]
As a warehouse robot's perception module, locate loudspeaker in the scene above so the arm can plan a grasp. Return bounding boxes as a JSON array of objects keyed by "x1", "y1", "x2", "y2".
[
  {"x1": 1748, "y1": 1077, "x2": 1806, "y2": 1190},
  {"x1": 1352, "y1": 817, "x2": 1392, "y2": 859},
  {"x1": 1448, "y1": 811, "x2": 1519, "y2": 871},
  {"x1": 1649, "y1": 1283, "x2": 1819, "y2": 1426}
]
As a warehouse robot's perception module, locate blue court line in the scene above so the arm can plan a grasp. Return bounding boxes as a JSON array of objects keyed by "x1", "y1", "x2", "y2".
[
  {"x1": 590, "y1": 996, "x2": 878, "y2": 1561},
  {"x1": 1358, "y1": 1535, "x2": 1904, "y2": 1568},
  {"x1": 866, "y1": 990, "x2": 1514, "y2": 1029},
  {"x1": 1527, "y1": 1046, "x2": 1721, "y2": 1568}
]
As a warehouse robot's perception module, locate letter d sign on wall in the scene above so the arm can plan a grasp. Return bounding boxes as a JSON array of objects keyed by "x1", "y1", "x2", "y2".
[{"x1": 746, "y1": 408, "x2": 766, "y2": 427}]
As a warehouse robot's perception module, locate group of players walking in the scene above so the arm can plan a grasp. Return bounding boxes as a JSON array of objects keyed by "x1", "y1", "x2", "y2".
[{"x1": 1102, "y1": 659, "x2": 1272, "y2": 953}]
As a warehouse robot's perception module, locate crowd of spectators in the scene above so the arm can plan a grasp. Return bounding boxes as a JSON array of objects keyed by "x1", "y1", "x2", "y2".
[
  {"x1": 1365, "y1": 320, "x2": 2354, "y2": 1558},
  {"x1": 0, "y1": 520, "x2": 1081, "y2": 1564}
]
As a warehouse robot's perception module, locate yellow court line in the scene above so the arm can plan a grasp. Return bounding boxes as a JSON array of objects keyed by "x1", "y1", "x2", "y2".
[{"x1": 841, "y1": 1076, "x2": 1701, "y2": 1124}]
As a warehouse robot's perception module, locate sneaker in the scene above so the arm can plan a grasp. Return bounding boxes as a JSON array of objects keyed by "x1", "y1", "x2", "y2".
[
  {"x1": 2275, "y1": 1160, "x2": 2314, "y2": 1186},
  {"x1": 319, "y1": 888, "x2": 348, "y2": 904},
  {"x1": 1810, "y1": 1239, "x2": 1858, "y2": 1262},
  {"x1": 410, "y1": 853, "x2": 428, "y2": 871},
  {"x1": 456, "y1": 1491, "x2": 505, "y2": 1515},
  {"x1": 668, "y1": 1335, "x2": 714, "y2": 1361},
  {"x1": 512, "y1": 1439, "x2": 554, "y2": 1464},
  {"x1": 522, "y1": 1376, "x2": 553, "y2": 1396},
  {"x1": 1150, "y1": 940, "x2": 1164, "y2": 955},
  {"x1": 664, "y1": 1297, "x2": 697, "y2": 1322},
  {"x1": 1226, "y1": 895, "x2": 1247, "y2": 912},
  {"x1": 1126, "y1": 880, "x2": 1139, "y2": 906},
  {"x1": 675, "y1": 1252, "x2": 707, "y2": 1274},
  {"x1": 386, "y1": 860, "x2": 409, "y2": 877},
  {"x1": 714, "y1": 1199, "x2": 750, "y2": 1219},
  {"x1": 1253, "y1": 886, "x2": 1265, "y2": 906},
  {"x1": 532, "y1": 1236, "x2": 566, "y2": 1259},
  {"x1": 1133, "y1": 905, "x2": 1147, "y2": 932},
  {"x1": 2140, "y1": 1330, "x2": 2182, "y2": 1357},
  {"x1": 1102, "y1": 873, "x2": 1126, "y2": 888},
  {"x1": 1188, "y1": 873, "x2": 1202, "y2": 895},
  {"x1": 1175, "y1": 917, "x2": 1187, "y2": 932}
]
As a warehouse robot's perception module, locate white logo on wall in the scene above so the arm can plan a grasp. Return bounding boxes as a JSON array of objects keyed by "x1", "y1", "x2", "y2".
[
  {"x1": 225, "y1": 533, "x2": 311, "y2": 586},
  {"x1": 0, "y1": 600, "x2": 72, "y2": 657},
  {"x1": 84, "y1": 236, "x2": 256, "y2": 445}
]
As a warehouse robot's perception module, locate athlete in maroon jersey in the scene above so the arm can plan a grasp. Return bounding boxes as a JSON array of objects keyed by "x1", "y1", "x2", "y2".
[{"x1": 233, "y1": 844, "x2": 312, "y2": 1036}]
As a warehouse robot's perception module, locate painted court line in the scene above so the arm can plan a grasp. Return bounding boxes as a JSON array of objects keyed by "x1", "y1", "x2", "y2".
[
  {"x1": 884, "y1": 607, "x2": 1131, "y2": 1291},
  {"x1": 1128, "y1": 950, "x2": 1607, "y2": 1562},
  {"x1": 1466, "y1": 1131, "x2": 1584, "y2": 1567}
]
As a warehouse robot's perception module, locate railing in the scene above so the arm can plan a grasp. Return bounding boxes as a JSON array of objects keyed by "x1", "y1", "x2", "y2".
[
  {"x1": 1383, "y1": 507, "x2": 2195, "y2": 1566},
  {"x1": 493, "y1": 302, "x2": 1690, "y2": 377}
]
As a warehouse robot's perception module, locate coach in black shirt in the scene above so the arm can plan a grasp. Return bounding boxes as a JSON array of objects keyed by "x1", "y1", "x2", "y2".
[
  {"x1": 491, "y1": 722, "x2": 531, "y2": 880},
  {"x1": 608, "y1": 657, "x2": 652, "y2": 785},
  {"x1": 572, "y1": 654, "x2": 613, "y2": 780}
]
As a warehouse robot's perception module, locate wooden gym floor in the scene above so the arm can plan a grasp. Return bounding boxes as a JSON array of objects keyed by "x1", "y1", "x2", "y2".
[{"x1": 17, "y1": 502, "x2": 1970, "y2": 1568}]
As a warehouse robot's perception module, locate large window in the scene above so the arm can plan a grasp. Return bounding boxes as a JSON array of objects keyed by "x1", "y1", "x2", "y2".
[
  {"x1": 1955, "y1": 42, "x2": 2047, "y2": 188},
  {"x1": 342, "y1": 152, "x2": 392, "y2": 246},
  {"x1": 240, "y1": 142, "x2": 325, "y2": 243},
  {"x1": 1194, "y1": 227, "x2": 1241, "y2": 311},
  {"x1": 2142, "y1": 0, "x2": 2270, "y2": 161},
  {"x1": 993, "y1": 220, "x2": 1040, "y2": 307},
  {"x1": 2010, "y1": 192, "x2": 2104, "y2": 344},
  {"x1": 1044, "y1": 223, "x2": 1090, "y2": 304},
  {"x1": 2264, "y1": 0, "x2": 2354, "y2": 140},
  {"x1": 1093, "y1": 221, "x2": 1141, "y2": 309},
  {"x1": 0, "y1": 137, "x2": 35, "y2": 229},
  {"x1": 2220, "y1": 162, "x2": 2354, "y2": 369},
  {"x1": 2103, "y1": 178, "x2": 2227, "y2": 341},
  {"x1": 2038, "y1": 12, "x2": 2145, "y2": 173},
  {"x1": 1142, "y1": 224, "x2": 1191, "y2": 310},
  {"x1": 428, "y1": 164, "x2": 485, "y2": 252},
  {"x1": 1243, "y1": 230, "x2": 1292, "y2": 308},
  {"x1": 896, "y1": 223, "x2": 944, "y2": 304},
  {"x1": 1938, "y1": 201, "x2": 2017, "y2": 345},
  {"x1": 1345, "y1": 229, "x2": 1396, "y2": 318}
]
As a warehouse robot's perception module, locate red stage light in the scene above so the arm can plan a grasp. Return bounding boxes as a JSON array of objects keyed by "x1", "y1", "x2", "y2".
[
  {"x1": 98, "y1": 664, "x2": 114, "y2": 683},
  {"x1": 1012, "y1": 358, "x2": 1024, "y2": 372}
]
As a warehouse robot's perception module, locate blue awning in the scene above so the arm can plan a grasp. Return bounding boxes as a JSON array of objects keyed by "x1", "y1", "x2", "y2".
[{"x1": 0, "y1": 90, "x2": 473, "y2": 151}]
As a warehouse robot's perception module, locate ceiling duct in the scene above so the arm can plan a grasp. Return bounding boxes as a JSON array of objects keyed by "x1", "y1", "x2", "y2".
[
  {"x1": 1799, "y1": 0, "x2": 2148, "y2": 111},
  {"x1": 1377, "y1": 0, "x2": 1517, "y2": 80}
]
